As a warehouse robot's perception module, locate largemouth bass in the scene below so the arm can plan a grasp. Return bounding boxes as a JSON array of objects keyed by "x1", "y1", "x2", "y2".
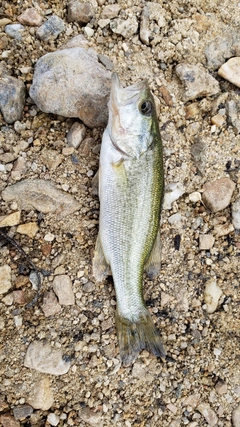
[{"x1": 93, "y1": 73, "x2": 166, "y2": 365}]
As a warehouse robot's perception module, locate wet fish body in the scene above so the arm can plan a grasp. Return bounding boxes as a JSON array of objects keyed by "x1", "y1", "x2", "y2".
[{"x1": 93, "y1": 73, "x2": 165, "y2": 365}]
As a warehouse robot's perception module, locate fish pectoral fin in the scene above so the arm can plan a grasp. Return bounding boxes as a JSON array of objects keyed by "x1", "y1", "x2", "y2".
[
  {"x1": 92, "y1": 233, "x2": 111, "y2": 281},
  {"x1": 144, "y1": 229, "x2": 161, "y2": 279},
  {"x1": 115, "y1": 308, "x2": 166, "y2": 366}
]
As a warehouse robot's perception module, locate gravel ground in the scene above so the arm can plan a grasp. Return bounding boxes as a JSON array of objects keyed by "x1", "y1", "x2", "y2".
[{"x1": 0, "y1": 1, "x2": 240, "y2": 426}]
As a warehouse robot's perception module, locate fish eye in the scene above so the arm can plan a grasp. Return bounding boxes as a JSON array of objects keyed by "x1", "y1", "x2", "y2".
[{"x1": 139, "y1": 100, "x2": 152, "y2": 115}]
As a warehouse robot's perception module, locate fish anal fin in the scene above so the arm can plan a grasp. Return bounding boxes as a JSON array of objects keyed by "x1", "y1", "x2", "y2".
[
  {"x1": 115, "y1": 308, "x2": 166, "y2": 366},
  {"x1": 92, "y1": 233, "x2": 111, "y2": 281},
  {"x1": 144, "y1": 229, "x2": 161, "y2": 279}
]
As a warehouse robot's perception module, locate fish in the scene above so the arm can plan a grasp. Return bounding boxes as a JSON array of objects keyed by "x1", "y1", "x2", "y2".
[{"x1": 93, "y1": 73, "x2": 166, "y2": 365}]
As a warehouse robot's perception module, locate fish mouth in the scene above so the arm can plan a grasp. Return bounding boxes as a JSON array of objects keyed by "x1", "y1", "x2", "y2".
[{"x1": 111, "y1": 72, "x2": 148, "y2": 107}]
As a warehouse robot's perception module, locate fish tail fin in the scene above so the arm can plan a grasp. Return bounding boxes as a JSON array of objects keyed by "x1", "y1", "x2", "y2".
[{"x1": 115, "y1": 308, "x2": 166, "y2": 366}]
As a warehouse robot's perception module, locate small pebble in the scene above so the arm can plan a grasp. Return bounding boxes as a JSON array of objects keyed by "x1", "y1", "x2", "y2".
[
  {"x1": 214, "y1": 222, "x2": 234, "y2": 237},
  {"x1": 67, "y1": 1, "x2": 94, "y2": 25},
  {"x1": 47, "y1": 413, "x2": 60, "y2": 426},
  {"x1": 110, "y1": 16, "x2": 138, "y2": 39},
  {"x1": 29, "y1": 270, "x2": 41, "y2": 291},
  {"x1": 67, "y1": 122, "x2": 86, "y2": 149},
  {"x1": 5, "y1": 24, "x2": 24, "y2": 40},
  {"x1": 101, "y1": 4, "x2": 120, "y2": 19},
  {"x1": 0, "y1": 211, "x2": 21, "y2": 227},
  {"x1": 42, "y1": 291, "x2": 61, "y2": 317},
  {"x1": 204, "y1": 278, "x2": 222, "y2": 314},
  {"x1": 189, "y1": 191, "x2": 201, "y2": 203},
  {"x1": 199, "y1": 234, "x2": 215, "y2": 250},
  {"x1": 0, "y1": 265, "x2": 12, "y2": 294},
  {"x1": 163, "y1": 182, "x2": 185, "y2": 209},
  {"x1": 232, "y1": 404, "x2": 240, "y2": 427},
  {"x1": 16, "y1": 222, "x2": 39, "y2": 238},
  {"x1": 197, "y1": 402, "x2": 218, "y2": 426},
  {"x1": 44, "y1": 233, "x2": 55, "y2": 242},
  {"x1": 17, "y1": 8, "x2": 43, "y2": 26},
  {"x1": 211, "y1": 113, "x2": 225, "y2": 127},
  {"x1": 215, "y1": 380, "x2": 228, "y2": 395},
  {"x1": 84, "y1": 27, "x2": 94, "y2": 37},
  {"x1": 176, "y1": 63, "x2": 220, "y2": 102},
  {"x1": 27, "y1": 377, "x2": 54, "y2": 410},
  {"x1": 0, "y1": 414, "x2": 20, "y2": 427},
  {"x1": 53, "y1": 275, "x2": 75, "y2": 305},
  {"x1": 24, "y1": 341, "x2": 71, "y2": 375},
  {"x1": 13, "y1": 405, "x2": 33, "y2": 421},
  {"x1": 202, "y1": 177, "x2": 235, "y2": 212},
  {"x1": 36, "y1": 15, "x2": 65, "y2": 41},
  {"x1": 232, "y1": 195, "x2": 240, "y2": 229},
  {"x1": 218, "y1": 57, "x2": 240, "y2": 88}
]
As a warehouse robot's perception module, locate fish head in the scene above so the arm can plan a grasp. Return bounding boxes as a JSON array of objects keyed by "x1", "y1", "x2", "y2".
[{"x1": 108, "y1": 73, "x2": 157, "y2": 158}]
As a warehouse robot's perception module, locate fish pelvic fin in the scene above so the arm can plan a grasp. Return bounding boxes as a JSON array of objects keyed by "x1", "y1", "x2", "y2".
[
  {"x1": 92, "y1": 233, "x2": 111, "y2": 281},
  {"x1": 115, "y1": 308, "x2": 166, "y2": 366}
]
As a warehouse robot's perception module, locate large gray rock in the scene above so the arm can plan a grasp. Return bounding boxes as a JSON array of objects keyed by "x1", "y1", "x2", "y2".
[
  {"x1": 29, "y1": 47, "x2": 111, "y2": 128},
  {"x1": 176, "y1": 63, "x2": 220, "y2": 102},
  {"x1": 2, "y1": 179, "x2": 80, "y2": 218},
  {"x1": 0, "y1": 76, "x2": 25, "y2": 123}
]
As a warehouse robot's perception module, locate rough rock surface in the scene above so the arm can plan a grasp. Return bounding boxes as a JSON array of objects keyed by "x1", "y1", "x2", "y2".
[
  {"x1": 232, "y1": 195, "x2": 240, "y2": 229},
  {"x1": 52, "y1": 275, "x2": 75, "y2": 305},
  {"x1": 110, "y1": 16, "x2": 138, "y2": 39},
  {"x1": 197, "y1": 402, "x2": 218, "y2": 426},
  {"x1": 202, "y1": 177, "x2": 236, "y2": 212},
  {"x1": 24, "y1": 341, "x2": 71, "y2": 375},
  {"x1": 204, "y1": 278, "x2": 223, "y2": 314},
  {"x1": 176, "y1": 63, "x2": 220, "y2": 102},
  {"x1": 226, "y1": 100, "x2": 240, "y2": 133},
  {"x1": 232, "y1": 404, "x2": 240, "y2": 427},
  {"x1": 205, "y1": 31, "x2": 240, "y2": 70},
  {"x1": 27, "y1": 377, "x2": 54, "y2": 410},
  {"x1": 67, "y1": 1, "x2": 94, "y2": 25},
  {"x1": 218, "y1": 57, "x2": 240, "y2": 88},
  {"x1": 0, "y1": 76, "x2": 25, "y2": 124},
  {"x1": 36, "y1": 15, "x2": 65, "y2": 41},
  {"x1": 2, "y1": 179, "x2": 80, "y2": 218},
  {"x1": 0, "y1": 211, "x2": 21, "y2": 227},
  {"x1": 199, "y1": 234, "x2": 215, "y2": 250},
  {"x1": 29, "y1": 47, "x2": 111, "y2": 127},
  {"x1": 17, "y1": 8, "x2": 43, "y2": 26},
  {"x1": 41, "y1": 291, "x2": 62, "y2": 317},
  {"x1": 67, "y1": 121, "x2": 86, "y2": 149},
  {"x1": 0, "y1": 265, "x2": 12, "y2": 294}
]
